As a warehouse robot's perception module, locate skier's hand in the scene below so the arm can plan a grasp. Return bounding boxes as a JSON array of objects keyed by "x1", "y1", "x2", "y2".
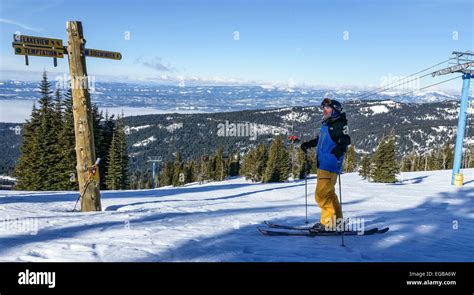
[
  {"x1": 331, "y1": 146, "x2": 345, "y2": 159},
  {"x1": 300, "y1": 142, "x2": 310, "y2": 153},
  {"x1": 300, "y1": 137, "x2": 318, "y2": 153}
]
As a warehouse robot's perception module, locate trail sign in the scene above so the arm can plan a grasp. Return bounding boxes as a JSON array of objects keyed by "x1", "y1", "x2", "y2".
[
  {"x1": 13, "y1": 34, "x2": 63, "y2": 48},
  {"x1": 84, "y1": 48, "x2": 122, "y2": 60},
  {"x1": 12, "y1": 34, "x2": 64, "y2": 66},
  {"x1": 13, "y1": 45, "x2": 64, "y2": 58}
]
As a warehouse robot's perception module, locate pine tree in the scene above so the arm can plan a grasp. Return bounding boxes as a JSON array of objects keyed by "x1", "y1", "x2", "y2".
[
  {"x1": 191, "y1": 159, "x2": 199, "y2": 182},
  {"x1": 293, "y1": 147, "x2": 307, "y2": 180},
  {"x1": 241, "y1": 147, "x2": 258, "y2": 181},
  {"x1": 98, "y1": 111, "x2": 115, "y2": 189},
  {"x1": 415, "y1": 152, "x2": 425, "y2": 171},
  {"x1": 442, "y1": 142, "x2": 454, "y2": 169},
  {"x1": 37, "y1": 72, "x2": 61, "y2": 190},
  {"x1": 462, "y1": 148, "x2": 471, "y2": 168},
  {"x1": 172, "y1": 152, "x2": 184, "y2": 186},
  {"x1": 408, "y1": 150, "x2": 418, "y2": 172},
  {"x1": 160, "y1": 160, "x2": 174, "y2": 186},
  {"x1": 344, "y1": 145, "x2": 357, "y2": 173},
  {"x1": 370, "y1": 136, "x2": 386, "y2": 181},
  {"x1": 197, "y1": 156, "x2": 208, "y2": 183},
  {"x1": 207, "y1": 154, "x2": 216, "y2": 181},
  {"x1": 14, "y1": 104, "x2": 42, "y2": 190},
  {"x1": 229, "y1": 153, "x2": 240, "y2": 176},
  {"x1": 91, "y1": 105, "x2": 105, "y2": 188},
  {"x1": 241, "y1": 144, "x2": 269, "y2": 182},
  {"x1": 358, "y1": 154, "x2": 372, "y2": 180},
  {"x1": 213, "y1": 147, "x2": 226, "y2": 181},
  {"x1": 55, "y1": 87, "x2": 78, "y2": 190},
  {"x1": 469, "y1": 146, "x2": 474, "y2": 168},
  {"x1": 185, "y1": 160, "x2": 196, "y2": 183},
  {"x1": 255, "y1": 143, "x2": 268, "y2": 181},
  {"x1": 435, "y1": 149, "x2": 444, "y2": 170},
  {"x1": 400, "y1": 150, "x2": 417, "y2": 172},
  {"x1": 385, "y1": 134, "x2": 400, "y2": 182},
  {"x1": 263, "y1": 136, "x2": 290, "y2": 183},
  {"x1": 51, "y1": 88, "x2": 74, "y2": 190},
  {"x1": 426, "y1": 150, "x2": 438, "y2": 171},
  {"x1": 52, "y1": 88, "x2": 63, "y2": 129},
  {"x1": 14, "y1": 73, "x2": 119, "y2": 191},
  {"x1": 92, "y1": 107, "x2": 118, "y2": 190},
  {"x1": 15, "y1": 73, "x2": 70, "y2": 190},
  {"x1": 105, "y1": 115, "x2": 129, "y2": 190},
  {"x1": 371, "y1": 132, "x2": 399, "y2": 183}
]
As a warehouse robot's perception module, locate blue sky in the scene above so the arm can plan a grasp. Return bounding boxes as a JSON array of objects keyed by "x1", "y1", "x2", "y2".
[{"x1": 0, "y1": 0, "x2": 472, "y2": 90}]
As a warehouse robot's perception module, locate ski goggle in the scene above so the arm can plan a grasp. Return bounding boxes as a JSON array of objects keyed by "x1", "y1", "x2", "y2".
[{"x1": 321, "y1": 98, "x2": 332, "y2": 109}]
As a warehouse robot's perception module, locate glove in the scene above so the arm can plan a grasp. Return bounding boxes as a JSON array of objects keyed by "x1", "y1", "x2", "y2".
[
  {"x1": 300, "y1": 141, "x2": 310, "y2": 153},
  {"x1": 300, "y1": 138, "x2": 318, "y2": 153},
  {"x1": 331, "y1": 146, "x2": 345, "y2": 159}
]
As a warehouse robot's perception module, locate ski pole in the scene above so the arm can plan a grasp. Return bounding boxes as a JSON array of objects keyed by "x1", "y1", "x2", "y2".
[
  {"x1": 304, "y1": 152, "x2": 308, "y2": 224},
  {"x1": 72, "y1": 158, "x2": 101, "y2": 212},
  {"x1": 337, "y1": 159, "x2": 345, "y2": 247},
  {"x1": 73, "y1": 178, "x2": 92, "y2": 211}
]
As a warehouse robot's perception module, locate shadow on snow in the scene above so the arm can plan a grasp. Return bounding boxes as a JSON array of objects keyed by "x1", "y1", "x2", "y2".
[{"x1": 140, "y1": 187, "x2": 474, "y2": 262}]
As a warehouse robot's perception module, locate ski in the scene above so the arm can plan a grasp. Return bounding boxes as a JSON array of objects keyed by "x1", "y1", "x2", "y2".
[
  {"x1": 257, "y1": 226, "x2": 389, "y2": 237},
  {"x1": 264, "y1": 220, "x2": 389, "y2": 232},
  {"x1": 264, "y1": 220, "x2": 313, "y2": 230}
]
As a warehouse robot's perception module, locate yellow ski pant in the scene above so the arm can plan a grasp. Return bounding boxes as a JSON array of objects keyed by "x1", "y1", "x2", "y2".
[{"x1": 315, "y1": 169, "x2": 343, "y2": 226}]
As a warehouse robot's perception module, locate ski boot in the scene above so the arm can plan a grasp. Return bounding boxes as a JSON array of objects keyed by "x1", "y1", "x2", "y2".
[{"x1": 309, "y1": 222, "x2": 330, "y2": 233}]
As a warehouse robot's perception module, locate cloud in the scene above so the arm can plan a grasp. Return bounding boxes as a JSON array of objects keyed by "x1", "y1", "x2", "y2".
[
  {"x1": 0, "y1": 18, "x2": 42, "y2": 32},
  {"x1": 135, "y1": 56, "x2": 174, "y2": 72}
]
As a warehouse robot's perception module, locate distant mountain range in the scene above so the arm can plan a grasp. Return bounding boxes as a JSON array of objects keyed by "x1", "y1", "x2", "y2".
[
  {"x1": 0, "y1": 80, "x2": 459, "y2": 114},
  {"x1": 1, "y1": 99, "x2": 472, "y2": 176}
]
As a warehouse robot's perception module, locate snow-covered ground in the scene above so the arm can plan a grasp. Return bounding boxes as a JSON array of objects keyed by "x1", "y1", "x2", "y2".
[{"x1": 0, "y1": 169, "x2": 473, "y2": 262}]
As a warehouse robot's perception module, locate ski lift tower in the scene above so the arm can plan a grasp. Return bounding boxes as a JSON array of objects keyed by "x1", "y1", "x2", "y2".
[
  {"x1": 432, "y1": 51, "x2": 474, "y2": 186},
  {"x1": 147, "y1": 156, "x2": 162, "y2": 189}
]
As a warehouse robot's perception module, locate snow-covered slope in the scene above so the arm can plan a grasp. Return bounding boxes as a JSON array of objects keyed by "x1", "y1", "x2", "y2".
[{"x1": 0, "y1": 169, "x2": 473, "y2": 262}]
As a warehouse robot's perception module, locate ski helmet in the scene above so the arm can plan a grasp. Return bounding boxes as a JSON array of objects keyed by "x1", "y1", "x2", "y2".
[{"x1": 321, "y1": 98, "x2": 343, "y2": 117}]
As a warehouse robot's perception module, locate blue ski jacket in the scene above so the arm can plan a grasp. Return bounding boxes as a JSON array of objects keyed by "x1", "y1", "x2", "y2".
[{"x1": 305, "y1": 112, "x2": 351, "y2": 173}]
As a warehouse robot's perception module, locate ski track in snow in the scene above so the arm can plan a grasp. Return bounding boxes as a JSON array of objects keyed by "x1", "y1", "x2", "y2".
[{"x1": 0, "y1": 169, "x2": 473, "y2": 262}]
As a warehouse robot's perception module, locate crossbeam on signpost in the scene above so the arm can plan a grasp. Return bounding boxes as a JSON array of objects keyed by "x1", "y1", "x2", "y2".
[{"x1": 11, "y1": 31, "x2": 122, "y2": 67}]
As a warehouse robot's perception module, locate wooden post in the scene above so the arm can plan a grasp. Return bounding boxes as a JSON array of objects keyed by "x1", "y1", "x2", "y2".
[{"x1": 66, "y1": 21, "x2": 101, "y2": 211}]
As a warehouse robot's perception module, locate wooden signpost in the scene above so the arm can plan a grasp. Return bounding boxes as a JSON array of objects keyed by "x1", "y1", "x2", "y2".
[{"x1": 11, "y1": 21, "x2": 122, "y2": 212}]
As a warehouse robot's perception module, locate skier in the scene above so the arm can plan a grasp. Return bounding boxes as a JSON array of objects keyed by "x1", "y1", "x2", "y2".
[{"x1": 300, "y1": 98, "x2": 351, "y2": 232}]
